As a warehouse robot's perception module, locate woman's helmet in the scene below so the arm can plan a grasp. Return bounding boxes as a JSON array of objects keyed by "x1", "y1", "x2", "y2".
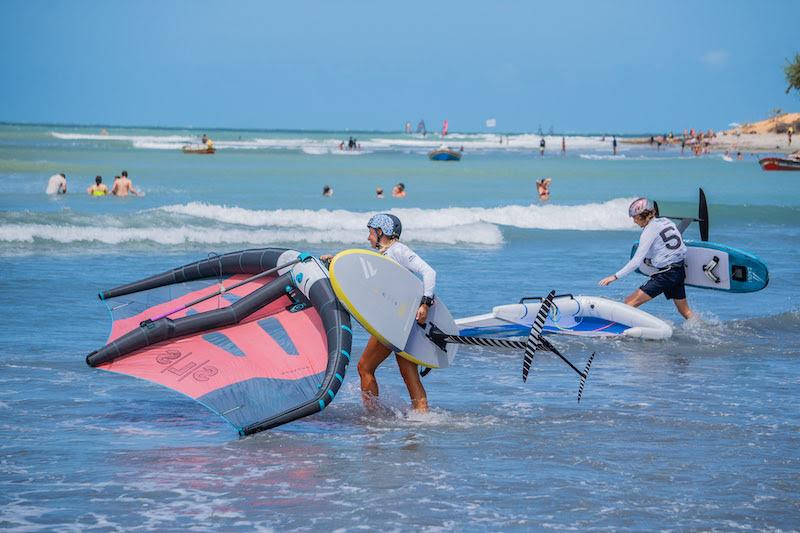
[
  {"x1": 628, "y1": 197, "x2": 655, "y2": 218},
  {"x1": 367, "y1": 213, "x2": 402, "y2": 238}
]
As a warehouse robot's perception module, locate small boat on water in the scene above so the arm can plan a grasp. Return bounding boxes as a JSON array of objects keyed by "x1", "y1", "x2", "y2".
[
  {"x1": 428, "y1": 145, "x2": 462, "y2": 161},
  {"x1": 758, "y1": 156, "x2": 800, "y2": 171},
  {"x1": 182, "y1": 145, "x2": 216, "y2": 155}
]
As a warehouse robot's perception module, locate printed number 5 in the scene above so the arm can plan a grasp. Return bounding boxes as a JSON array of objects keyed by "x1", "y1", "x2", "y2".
[{"x1": 660, "y1": 228, "x2": 682, "y2": 250}]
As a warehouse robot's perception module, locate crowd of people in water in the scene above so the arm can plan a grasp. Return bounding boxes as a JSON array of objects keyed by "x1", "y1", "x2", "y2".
[
  {"x1": 322, "y1": 182, "x2": 406, "y2": 199},
  {"x1": 46, "y1": 170, "x2": 140, "y2": 197},
  {"x1": 339, "y1": 137, "x2": 361, "y2": 151}
]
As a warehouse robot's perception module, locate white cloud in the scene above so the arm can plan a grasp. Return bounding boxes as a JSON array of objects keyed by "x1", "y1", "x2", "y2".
[{"x1": 700, "y1": 50, "x2": 730, "y2": 67}]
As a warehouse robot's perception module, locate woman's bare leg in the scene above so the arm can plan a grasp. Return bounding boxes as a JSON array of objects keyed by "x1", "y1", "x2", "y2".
[
  {"x1": 357, "y1": 336, "x2": 392, "y2": 410},
  {"x1": 673, "y1": 298, "x2": 694, "y2": 319},
  {"x1": 395, "y1": 355, "x2": 429, "y2": 412},
  {"x1": 625, "y1": 289, "x2": 653, "y2": 307}
]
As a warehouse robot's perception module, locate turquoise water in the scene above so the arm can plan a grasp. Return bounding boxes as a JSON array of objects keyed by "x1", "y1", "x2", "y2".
[{"x1": 1, "y1": 124, "x2": 799, "y2": 530}]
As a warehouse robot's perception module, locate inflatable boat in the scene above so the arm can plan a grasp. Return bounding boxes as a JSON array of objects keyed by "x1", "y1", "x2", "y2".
[
  {"x1": 182, "y1": 144, "x2": 216, "y2": 154},
  {"x1": 455, "y1": 294, "x2": 673, "y2": 340},
  {"x1": 428, "y1": 146, "x2": 462, "y2": 161}
]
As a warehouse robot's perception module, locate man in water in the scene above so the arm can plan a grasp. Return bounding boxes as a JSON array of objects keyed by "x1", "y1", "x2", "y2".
[
  {"x1": 323, "y1": 185, "x2": 333, "y2": 197},
  {"x1": 539, "y1": 138, "x2": 546, "y2": 156},
  {"x1": 46, "y1": 173, "x2": 67, "y2": 195},
  {"x1": 87, "y1": 176, "x2": 108, "y2": 196},
  {"x1": 536, "y1": 178, "x2": 552, "y2": 202},
  {"x1": 111, "y1": 170, "x2": 139, "y2": 196},
  {"x1": 612, "y1": 136, "x2": 618, "y2": 155},
  {"x1": 392, "y1": 182, "x2": 406, "y2": 198},
  {"x1": 599, "y1": 197, "x2": 694, "y2": 319},
  {"x1": 376, "y1": 187, "x2": 384, "y2": 199}
]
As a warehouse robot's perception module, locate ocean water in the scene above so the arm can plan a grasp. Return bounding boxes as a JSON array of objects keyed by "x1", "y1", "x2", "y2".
[{"x1": 1, "y1": 124, "x2": 798, "y2": 531}]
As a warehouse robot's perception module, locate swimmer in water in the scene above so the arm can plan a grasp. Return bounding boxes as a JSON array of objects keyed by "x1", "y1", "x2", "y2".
[
  {"x1": 392, "y1": 182, "x2": 406, "y2": 198},
  {"x1": 87, "y1": 176, "x2": 108, "y2": 196},
  {"x1": 536, "y1": 178, "x2": 552, "y2": 202},
  {"x1": 111, "y1": 171, "x2": 139, "y2": 197},
  {"x1": 46, "y1": 173, "x2": 67, "y2": 195}
]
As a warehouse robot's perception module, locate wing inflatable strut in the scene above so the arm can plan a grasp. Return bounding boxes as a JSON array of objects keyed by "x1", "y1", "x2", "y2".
[{"x1": 86, "y1": 248, "x2": 352, "y2": 435}]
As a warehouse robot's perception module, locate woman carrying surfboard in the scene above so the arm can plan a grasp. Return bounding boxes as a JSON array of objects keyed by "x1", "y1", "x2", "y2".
[
  {"x1": 599, "y1": 198, "x2": 695, "y2": 320},
  {"x1": 322, "y1": 213, "x2": 436, "y2": 412}
]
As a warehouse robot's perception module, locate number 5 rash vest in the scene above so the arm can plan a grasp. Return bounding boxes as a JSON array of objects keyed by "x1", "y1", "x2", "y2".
[{"x1": 616, "y1": 217, "x2": 688, "y2": 278}]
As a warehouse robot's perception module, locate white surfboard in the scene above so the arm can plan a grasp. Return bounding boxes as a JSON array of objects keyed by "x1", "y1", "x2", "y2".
[
  {"x1": 400, "y1": 298, "x2": 459, "y2": 368},
  {"x1": 329, "y1": 249, "x2": 458, "y2": 368},
  {"x1": 632, "y1": 240, "x2": 768, "y2": 293}
]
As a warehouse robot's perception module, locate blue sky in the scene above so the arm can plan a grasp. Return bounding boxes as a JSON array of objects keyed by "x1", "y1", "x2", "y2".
[{"x1": 1, "y1": 0, "x2": 798, "y2": 133}]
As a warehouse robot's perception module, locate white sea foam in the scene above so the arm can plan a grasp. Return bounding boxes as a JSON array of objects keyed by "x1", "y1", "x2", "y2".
[
  {"x1": 51, "y1": 130, "x2": 616, "y2": 154},
  {"x1": 0, "y1": 199, "x2": 637, "y2": 249},
  {"x1": 158, "y1": 198, "x2": 637, "y2": 231},
  {"x1": 0, "y1": 223, "x2": 502, "y2": 246},
  {"x1": 51, "y1": 131, "x2": 193, "y2": 143}
]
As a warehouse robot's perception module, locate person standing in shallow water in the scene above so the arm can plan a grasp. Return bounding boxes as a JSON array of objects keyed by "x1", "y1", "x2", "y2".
[
  {"x1": 87, "y1": 176, "x2": 108, "y2": 196},
  {"x1": 321, "y1": 214, "x2": 435, "y2": 412},
  {"x1": 111, "y1": 171, "x2": 139, "y2": 196},
  {"x1": 599, "y1": 197, "x2": 694, "y2": 320},
  {"x1": 46, "y1": 173, "x2": 67, "y2": 195},
  {"x1": 536, "y1": 178, "x2": 552, "y2": 202}
]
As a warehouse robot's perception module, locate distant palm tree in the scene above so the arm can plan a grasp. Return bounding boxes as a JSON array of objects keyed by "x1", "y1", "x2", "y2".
[{"x1": 785, "y1": 53, "x2": 800, "y2": 94}]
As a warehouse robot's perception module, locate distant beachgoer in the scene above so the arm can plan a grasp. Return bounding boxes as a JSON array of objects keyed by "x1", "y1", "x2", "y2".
[
  {"x1": 339, "y1": 141, "x2": 345, "y2": 151},
  {"x1": 46, "y1": 173, "x2": 67, "y2": 195},
  {"x1": 111, "y1": 171, "x2": 139, "y2": 197},
  {"x1": 681, "y1": 138, "x2": 686, "y2": 153},
  {"x1": 376, "y1": 187, "x2": 384, "y2": 199},
  {"x1": 649, "y1": 136, "x2": 654, "y2": 146},
  {"x1": 201, "y1": 134, "x2": 208, "y2": 145},
  {"x1": 539, "y1": 138, "x2": 546, "y2": 156},
  {"x1": 536, "y1": 178, "x2": 552, "y2": 202},
  {"x1": 789, "y1": 126, "x2": 794, "y2": 146},
  {"x1": 736, "y1": 151, "x2": 743, "y2": 160},
  {"x1": 612, "y1": 136, "x2": 618, "y2": 155},
  {"x1": 87, "y1": 176, "x2": 108, "y2": 196},
  {"x1": 392, "y1": 183, "x2": 406, "y2": 198},
  {"x1": 561, "y1": 136, "x2": 566, "y2": 154},
  {"x1": 323, "y1": 185, "x2": 333, "y2": 197}
]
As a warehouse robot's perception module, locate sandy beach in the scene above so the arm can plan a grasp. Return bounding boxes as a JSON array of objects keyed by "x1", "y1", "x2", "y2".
[{"x1": 624, "y1": 112, "x2": 800, "y2": 153}]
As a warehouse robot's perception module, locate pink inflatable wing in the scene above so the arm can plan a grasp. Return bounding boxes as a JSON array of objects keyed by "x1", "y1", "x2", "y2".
[{"x1": 86, "y1": 248, "x2": 352, "y2": 436}]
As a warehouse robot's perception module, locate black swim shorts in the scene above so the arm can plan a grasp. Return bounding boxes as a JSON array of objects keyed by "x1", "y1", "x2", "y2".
[{"x1": 640, "y1": 264, "x2": 686, "y2": 300}]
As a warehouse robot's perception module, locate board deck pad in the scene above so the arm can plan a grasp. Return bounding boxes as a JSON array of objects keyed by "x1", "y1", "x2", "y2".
[{"x1": 631, "y1": 240, "x2": 768, "y2": 293}]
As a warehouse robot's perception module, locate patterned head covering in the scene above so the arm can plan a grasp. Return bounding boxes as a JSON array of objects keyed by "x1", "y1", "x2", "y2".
[
  {"x1": 628, "y1": 197, "x2": 655, "y2": 217},
  {"x1": 367, "y1": 213, "x2": 402, "y2": 238}
]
